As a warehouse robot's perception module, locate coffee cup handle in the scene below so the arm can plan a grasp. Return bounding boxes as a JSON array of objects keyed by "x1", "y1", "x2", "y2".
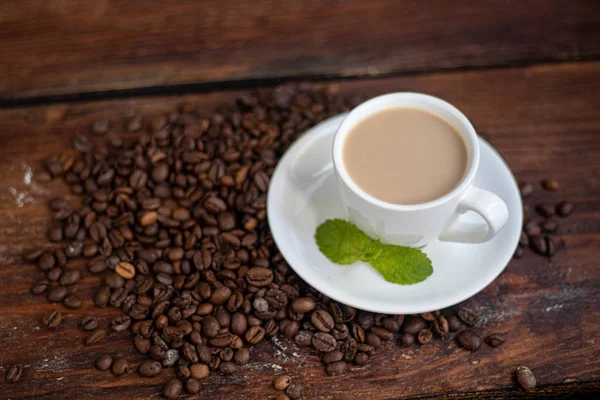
[{"x1": 438, "y1": 187, "x2": 509, "y2": 243}]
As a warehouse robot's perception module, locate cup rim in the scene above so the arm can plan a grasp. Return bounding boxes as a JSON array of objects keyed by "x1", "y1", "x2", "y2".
[{"x1": 332, "y1": 92, "x2": 480, "y2": 211}]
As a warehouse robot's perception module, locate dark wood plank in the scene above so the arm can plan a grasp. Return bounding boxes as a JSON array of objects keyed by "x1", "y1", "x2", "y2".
[
  {"x1": 1, "y1": 61, "x2": 599, "y2": 399},
  {"x1": 1, "y1": 0, "x2": 600, "y2": 101}
]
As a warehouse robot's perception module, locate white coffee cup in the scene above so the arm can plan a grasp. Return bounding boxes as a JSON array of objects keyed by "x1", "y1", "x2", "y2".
[{"x1": 332, "y1": 93, "x2": 509, "y2": 247}]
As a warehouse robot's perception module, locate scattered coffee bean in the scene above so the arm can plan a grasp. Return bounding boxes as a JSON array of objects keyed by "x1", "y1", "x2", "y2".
[
  {"x1": 47, "y1": 286, "x2": 68, "y2": 303},
  {"x1": 403, "y1": 317, "x2": 426, "y2": 334},
  {"x1": 275, "y1": 395, "x2": 291, "y2": 400},
  {"x1": 42, "y1": 310, "x2": 62, "y2": 328},
  {"x1": 85, "y1": 328, "x2": 108, "y2": 345},
  {"x1": 115, "y1": 262, "x2": 136, "y2": 279},
  {"x1": 519, "y1": 181, "x2": 533, "y2": 196},
  {"x1": 326, "y1": 361, "x2": 347, "y2": 376},
  {"x1": 417, "y1": 329, "x2": 432, "y2": 345},
  {"x1": 189, "y1": 363, "x2": 210, "y2": 379},
  {"x1": 535, "y1": 204, "x2": 555, "y2": 218},
  {"x1": 111, "y1": 357, "x2": 130, "y2": 377},
  {"x1": 516, "y1": 366, "x2": 536, "y2": 390},
  {"x1": 524, "y1": 220, "x2": 542, "y2": 237},
  {"x1": 456, "y1": 330, "x2": 482, "y2": 351},
  {"x1": 311, "y1": 309, "x2": 335, "y2": 332},
  {"x1": 291, "y1": 297, "x2": 316, "y2": 313},
  {"x1": 447, "y1": 315, "x2": 461, "y2": 332},
  {"x1": 80, "y1": 316, "x2": 99, "y2": 331},
  {"x1": 286, "y1": 383, "x2": 304, "y2": 400},
  {"x1": 139, "y1": 360, "x2": 162, "y2": 377},
  {"x1": 312, "y1": 332, "x2": 337, "y2": 352},
  {"x1": 485, "y1": 333, "x2": 507, "y2": 347},
  {"x1": 63, "y1": 294, "x2": 82, "y2": 309},
  {"x1": 457, "y1": 307, "x2": 478, "y2": 326},
  {"x1": 95, "y1": 355, "x2": 113, "y2": 371},
  {"x1": 6, "y1": 365, "x2": 23, "y2": 383},
  {"x1": 31, "y1": 279, "x2": 50, "y2": 295},
  {"x1": 273, "y1": 375, "x2": 291, "y2": 391},
  {"x1": 163, "y1": 379, "x2": 183, "y2": 399},
  {"x1": 431, "y1": 316, "x2": 449, "y2": 337},
  {"x1": 111, "y1": 316, "x2": 131, "y2": 332},
  {"x1": 186, "y1": 378, "x2": 201, "y2": 394},
  {"x1": 233, "y1": 348, "x2": 250, "y2": 365},
  {"x1": 541, "y1": 219, "x2": 557, "y2": 233},
  {"x1": 541, "y1": 179, "x2": 559, "y2": 192},
  {"x1": 556, "y1": 201, "x2": 573, "y2": 217}
]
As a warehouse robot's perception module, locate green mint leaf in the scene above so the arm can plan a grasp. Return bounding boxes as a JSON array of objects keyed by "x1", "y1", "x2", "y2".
[
  {"x1": 370, "y1": 245, "x2": 433, "y2": 285},
  {"x1": 360, "y1": 239, "x2": 383, "y2": 262},
  {"x1": 315, "y1": 219, "x2": 372, "y2": 264}
]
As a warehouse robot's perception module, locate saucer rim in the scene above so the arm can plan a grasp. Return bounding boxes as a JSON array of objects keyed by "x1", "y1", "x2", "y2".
[{"x1": 267, "y1": 113, "x2": 522, "y2": 314}]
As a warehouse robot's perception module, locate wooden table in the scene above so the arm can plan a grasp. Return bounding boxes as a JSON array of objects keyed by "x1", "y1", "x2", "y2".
[{"x1": 1, "y1": 1, "x2": 599, "y2": 399}]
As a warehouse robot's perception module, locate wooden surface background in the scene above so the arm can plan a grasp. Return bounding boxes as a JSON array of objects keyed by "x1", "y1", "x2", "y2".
[{"x1": 1, "y1": 1, "x2": 600, "y2": 399}]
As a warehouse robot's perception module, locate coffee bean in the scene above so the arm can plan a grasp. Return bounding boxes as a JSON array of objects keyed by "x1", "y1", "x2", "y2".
[
  {"x1": 311, "y1": 309, "x2": 335, "y2": 332},
  {"x1": 291, "y1": 297, "x2": 316, "y2": 313},
  {"x1": 382, "y1": 317, "x2": 400, "y2": 333},
  {"x1": 294, "y1": 330, "x2": 312, "y2": 347},
  {"x1": 402, "y1": 317, "x2": 425, "y2": 334},
  {"x1": 189, "y1": 363, "x2": 210, "y2": 379},
  {"x1": 95, "y1": 355, "x2": 113, "y2": 371},
  {"x1": 456, "y1": 330, "x2": 482, "y2": 351},
  {"x1": 275, "y1": 395, "x2": 291, "y2": 400},
  {"x1": 322, "y1": 350, "x2": 344, "y2": 364},
  {"x1": 541, "y1": 219, "x2": 557, "y2": 233},
  {"x1": 135, "y1": 335, "x2": 151, "y2": 354},
  {"x1": 400, "y1": 333, "x2": 415, "y2": 346},
  {"x1": 530, "y1": 236, "x2": 548, "y2": 255},
  {"x1": 115, "y1": 262, "x2": 136, "y2": 279},
  {"x1": 541, "y1": 179, "x2": 559, "y2": 192},
  {"x1": 24, "y1": 247, "x2": 44, "y2": 261},
  {"x1": 111, "y1": 357, "x2": 130, "y2": 376},
  {"x1": 86, "y1": 328, "x2": 108, "y2": 345},
  {"x1": 92, "y1": 118, "x2": 110, "y2": 135},
  {"x1": 38, "y1": 252, "x2": 56, "y2": 271},
  {"x1": 457, "y1": 307, "x2": 478, "y2": 326},
  {"x1": 556, "y1": 201, "x2": 573, "y2": 217},
  {"x1": 111, "y1": 316, "x2": 131, "y2": 332},
  {"x1": 519, "y1": 181, "x2": 533, "y2": 196},
  {"x1": 546, "y1": 236, "x2": 556, "y2": 256},
  {"x1": 94, "y1": 286, "x2": 111, "y2": 308},
  {"x1": 524, "y1": 220, "x2": 541, "y2": 237},
  {"x1": 355, "y1": 352, "x2": 369, "y2": 365},
  {"x1": 232, "y1": 348, "x2": 249, "y2": 365},
  {"x1": 432, "y1": 316, "x2": 449, "y2": 337},
  {"x1": 47, "y1": 286, "x2": 68, "y2": 303},
  {"x1": 139, "y1": 360, "x2": 162, "y2": 377},
  {"x1": 417, "y1": 329, "x2": 432, "y2": 345},
  {"x1": 312, "y1": 332, "x2": 337, "y2": 352},
  {"x1": 80, "y1": 316, "x2": 99, "y2": 331},
  {"x1": 245, "y1": 325, "x2": 265, "y2": 344},
  {"x1": 63, "y1": 294, "x2": 82, "y2": 309},
  {"x1": 202, "y1": 316, "x2": 220, "y2": 338},
  {"x1": 371, "y1": 327, "x2": 394, "y2": 340},
  {"x1": 163, "y1": 379, "x2": 183, "y2": 399},
  {"x1": 286, "y1": 383, "x2": 304, "y2": 400},
  {"x1": 519, "y1": 231, "x2": 529, "y2": 247},
  {"x1": 219, "y1": 361, "x2": 236, "y2": 375},
  {"x1": 6, "y1": 365, "x2": 23, "y2": 383},
  {"x1": 31, "y1": 279, "x2": 50, "y2": 295},
  {"x1": 485, "y1": 333, "x2": 507, "y2": 347},
  {"x1": 366, "y1": 333, "x2": 381, "y2": 347},
  {"x1": 246, "y1": 267, "x2": 273, "y2": 287},
  {"x1": 516, "y1": 366, "x2": 536, "y2": 390},
  {"x1": 42, "y1": 310, "x2": 62, "y2": 328},
  {"x1": 535, "y1": 204, "x2": 555, "y2": 218},
  {"x1": 210, "y1": 286, "x2": 232, "y2": 305},
  {"x1": 186, "y1": 378, "x2": 201, "y2": 394},
  {"x1": 47, "y1": 268, "x2": 61, "y2": 283}
]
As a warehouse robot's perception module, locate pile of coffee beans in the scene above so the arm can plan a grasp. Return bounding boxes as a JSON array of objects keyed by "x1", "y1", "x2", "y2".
[
  {"x1": 516, "y1": 179, "x2": 573, "y2": 258},
  {"x1": 21, "y1": 85, "x2": 506, "y2": 398}
]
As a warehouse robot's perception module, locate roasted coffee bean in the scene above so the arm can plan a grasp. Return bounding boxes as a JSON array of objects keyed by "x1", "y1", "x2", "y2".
[
  {"x1": 524, "y1": 220, "x2": 542, "y2": 237},
  {"x1": 322, "y1": 350, "x2": 344, "y2": 364},
  {"x1": 535, "y1": 203, "x2": 555, "y2": 218},
  {"x1": 115, "y1": 262, "x2": 136, "y2": 279},
  {"x1": 281, "y1": 320, "x2": 300, "y2": 338},
  {"x1": 139, "y1": 360, "x2": 162, "y2": 377},
  {"x1": 63, "y1": 294, "x2": 82, "y2": 309},
  {"x1": 6, "y1": 365, "x2": 23, "y2": 383},
  {"x1": 111, "y1": 316, "x2": 131, "y2": 332},
  {"x1": 355, "y1": 352, "x2": 369, "y2": 365},
  {"x1": 246, "y1": 267, "x2": 273, "y2": 287},
  {"x1": 86, "y1": 328, "x2": 108, "y2": 345},
  {"x1": 420, "y1": 311, "x2": 440, "y2": 321},
  {"x1": 92, "y1": 118, "x2": 110, "y2": 135},
  {"x1": 59, "y1": 269, "x2": 80, "y2": 286},
  {"x1": 232, "y1": 348, "x2": 249, "y2": 365},
  {"x1": 272, "y1": 375, "x2": 292, "y2": 391},
  {"x1": 202, "y1": 316, "x2": 220, "y2": 338},
  {"x1": 400, "y1": 333, "x2": 416, "y2": 346},
  {"x1": 42, "y1": 310, "x2": 62, "y2": 328},
  {"x1": 286, "y1": 383, "x2": 304, "y2": 400},
  {"x1": 519, "y1": 181, "x2": 533, "y2": 196},
  {"x1": 371, "y1": 327, "x2": 394, "y2": 340},
  {"x1": 80, "y1": 316, "x2": 99, "y2": 331},
  {"x1": 485, "y1": 333, "x2": 507, "y2": 347},
  {"x1": 556, "y1": 201, "x2": 573, "y2": 217},
  {"x1": 446, "y1": 315, "x2": 461, "y2": 332},
  {"x1": 135, "y1": 335, "x2": 151, "y2": 354},
  {"x1": 95, "y1": 355, "x2": 113, "y2": 371},
  {"x1": 402, "y1": 317, "x2": 425, "y2": 334},
  {"x1": 456, "y1": 330, "x2": 482, "y2": 351},
  {"x1": 546, "y1": 236, "x2": 556, "y2": 256},
  {"x1": 111, "y1": 357, "x2": 130, "y2": 376},
  {"x1": 352, "y1": 324, "x2": 365, "y2": 343},
  {"x1": 312, "y1": 332, "x2": 336, "y2": 352},
  {"x1": 245, "y1": 326, "x2": 265, "y2": 344},
  {"x1": 519, "y1": 231, "x2": 529, "y2": 247},
  {"x1": 47, "y1": 267, "x2": 63, "y2": 282},
  {"x1": 382, "y1": 317, "x2": 400, "y2": 333},
  {"x1": 189, "y1": 363, "x2": 210, "y2": 379},
  {"x1": 516, "y1": 366, "x2": 536, "y2": 390},
  {"x1": 94, "y1": 286, "x2": 111, "y2": 308},
  {"x1": 530, "y1": 236, "x2": 548, "y2": 255},
  {"x1": 31, "y1": 279, "x2": 50, "y2": 295},
  {"x1": 186, "y1": 378, "x2": 201, "y2": 394},
  {"x1": 291, "y1": 297, "x2": 316, "y2": 313},
  {"x1": 541, "y1": 178, "x2": 559, "y2": 192},
  {"x1": 540, "y1": 219, "x2": 557, "y2": 233},
  {"x1": 457, "y1": 307, "x2": 478, "y2": 326},
  {"x1": 163, "y1": 379, "x2": 183, "y2": 399},
  {"x1": 210, "y1": 286, "x2": 232, "y2": 305},
  {"x1": 311, "y1": 310, "x2": 335, "y2": 332},
  {"x1": 47, "y1": 286, "x2": 68, "y2": 303},
  {"x1": 219, "y1": 361, "x2": 236, "y2": 375},
  {"x1": 432, "y1": 316, "x2": 449, "y2": 337},
  {"x1": 366, "y1": 333, "x2": 382, "y2": 348},
  {"x1": 24, "y1": 247, "x2": 44, "y2": 261},
  {"x1": 417, "y1": 329, "x2": 432, "y2": 345},
  {"x1": 294, "y1": 330, "x2": 312, "y2": 347},
  {"x1": 326, "y1": 361, "x2": 347, "y2": 376},
  {"x1": 162, "y1": 349, "x2": 180, "y2": 367}
]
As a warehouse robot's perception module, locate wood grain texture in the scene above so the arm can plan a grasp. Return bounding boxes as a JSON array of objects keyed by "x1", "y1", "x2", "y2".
[
  {"x1": 1, "y1": 0, "x2": 600, "y2": 101},
  {"x1": 1, "y1": 62, "x2": 600, "y2": 399}
]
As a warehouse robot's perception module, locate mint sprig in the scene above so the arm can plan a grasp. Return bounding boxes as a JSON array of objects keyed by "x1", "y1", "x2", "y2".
[{"x1": 315, "y1": 219, "x2": 433, "y2": 285}]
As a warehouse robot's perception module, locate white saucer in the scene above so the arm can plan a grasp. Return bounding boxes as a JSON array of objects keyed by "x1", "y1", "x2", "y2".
[{"x1": 267, "y1": 114, "x2": 522, "y2": 314}]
